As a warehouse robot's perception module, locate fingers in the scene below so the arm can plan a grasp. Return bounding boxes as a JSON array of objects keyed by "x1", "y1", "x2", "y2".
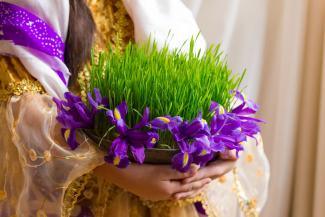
[
  {"x1": 173, "y1": 182, "x2": 210, "y2": 200},
  {"x1": 183, "y1": 160, "x2": 236, "y2": 183},
  {"x1": 162, "y1": 164, "x2": 200, "y2": 180},
  {"x1": 220, "y1": 150, "x2": 237, "y2": 160},
  {"x1": 174, "y1": 177, "x2": 211, "y2": 194}
]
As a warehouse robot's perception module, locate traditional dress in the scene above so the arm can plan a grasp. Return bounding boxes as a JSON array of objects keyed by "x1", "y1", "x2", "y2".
[{"x1": 0, "y1": 1, "x2": 270, "y2": 217}]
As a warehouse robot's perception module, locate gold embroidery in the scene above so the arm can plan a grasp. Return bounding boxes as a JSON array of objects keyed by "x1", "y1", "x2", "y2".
[
  {"x1": 233, "y1": 168, "x2": 258, "y2": 217},
  {"x1": 83, "y1": 190, "x2": 94, "y2": 199},
  {"x1": 7, "y1": 79, "x2": 44, "y2": 96},
  {"x1": 246, "y1": 153, "x2": 254, "y2": 163},
  {"x1": 78, "y1": 68, "x2": 91, "y2": 102},
  {"x1": 0, "y1": 56, "x2": 45, "y2": 101},
  {"x1": 43, "y1": 151, "x2": 52, "y2": 162},
  {"x1": 36, "y1": 209, "x2": 47, "y2": 217},
  {"x1": 28, "y1": 149, "x2": 38, "y2": 162},
  {"x1": 200, "y1": 192, "x2": 221, "y2": 217},
  {"x1": 62, "y1": 173, "x2": 92, "y2": 217},
  {"x1": 78, "y1": 0, "x2": 134, "y2": 101}
]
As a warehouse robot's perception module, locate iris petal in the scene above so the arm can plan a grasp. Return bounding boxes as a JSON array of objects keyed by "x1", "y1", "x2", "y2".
[
  {"x1": 134, "y1": 107, "x2": 150, "y2": 129},
  {"x1": 61, "y1": 128, "x2": 79, "y2": 150},
  {"x1": 172, "y1": 152, "x2": 193, "y2": 172},
  {"x1": 130, "y1": 145, "x2": 145, "y2": 164}
]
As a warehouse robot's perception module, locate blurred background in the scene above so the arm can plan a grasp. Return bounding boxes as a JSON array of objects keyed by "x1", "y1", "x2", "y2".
[{"x1": 182, "y1": 0, "x2": 325, "y2": 217}]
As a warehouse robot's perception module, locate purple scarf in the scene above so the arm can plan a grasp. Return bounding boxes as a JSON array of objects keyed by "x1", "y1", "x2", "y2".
[{"x1": 0, "y1": 2, "x2": 67, "y2": 85}]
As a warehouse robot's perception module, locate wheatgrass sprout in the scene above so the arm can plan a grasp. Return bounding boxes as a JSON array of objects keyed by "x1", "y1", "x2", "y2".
[{"x1": 89, "y1": 40, "x2": 245, "y2": 146}]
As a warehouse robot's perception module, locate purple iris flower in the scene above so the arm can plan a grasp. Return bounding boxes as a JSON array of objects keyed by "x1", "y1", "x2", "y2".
[
  {"x1": 105, "y1": 103, "x2": 159, "y2": 167},
  {"x1": 87, "y1": 88, "x2": 109, "y2": 113},
  {"x1": 168, "y1": 114, "x2": 212, "y2": 172},
  {"x1": 192, "y1": 135, "x2": 219, "y2": 166},
  {"x1": 171, "y1": 140, "x2": 196, "y2": 172},
  {"x1": 150, "y1": 115, "x2": 183, "y2": 130},
  {"x1": 104, "y1": 137, "x2": 130, "y2": 168},
  {"x1": 168, "y1": 113, "x2": 209, "y2": 142},
  {"x1": 230, "y1": 90, "x2": 260, "y2": 115},
  {"x1": 53, "y1": 92, "x2": 95, "y2": 150},
  {"x1": 54, "y1": 88, "x2": 263, "y2": 172},
  {"x1": 209, "y1": 102, "x2": 246, "y2": 154},
  {"x1": 209, "y1": 91, "x2": 264, "y2": 156},
  {"x1": 105, "y1": 101, "x2": 129, "y2": 134},
  {"x1": 209, "y1": 101, "x2": 226, "y2": 116},
  {"x1": 230, "y1": 90, "x2": 265, "y2": 138}
]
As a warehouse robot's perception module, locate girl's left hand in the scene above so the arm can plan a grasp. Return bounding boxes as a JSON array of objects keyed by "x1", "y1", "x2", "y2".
[{"x1": 174, "y1": 150, "x2": 237, "y2": 200}]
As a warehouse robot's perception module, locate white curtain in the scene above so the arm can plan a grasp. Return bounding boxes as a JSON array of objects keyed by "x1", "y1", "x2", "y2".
[
  {"x1": 183, "y1": 0, "x2": 325, "y2": 217},
  {"x1": 183, "y1": 0, "x2": 267, "y2": 101}
]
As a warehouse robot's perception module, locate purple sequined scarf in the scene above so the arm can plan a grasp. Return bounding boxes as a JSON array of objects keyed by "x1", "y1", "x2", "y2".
[{"x1": 0, "y1": 2, "x2": 67, "y2": 85}]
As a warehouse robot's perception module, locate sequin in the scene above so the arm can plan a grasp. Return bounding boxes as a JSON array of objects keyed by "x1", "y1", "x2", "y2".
[
  {"x1": 0, "y1": 2, "x2": 64, "y2": 60},
  {"x1": 43, "y1": 150, "x2": 52, "y2": 162},
  {"x1": 28, "y1": 149, "x2": 37, "y2": 161}
]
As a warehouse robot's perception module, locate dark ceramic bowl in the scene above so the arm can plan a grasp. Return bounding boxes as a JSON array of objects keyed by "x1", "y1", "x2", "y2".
[{"x1": 83, "y1": 129, "x2": 179, "y2": 164}]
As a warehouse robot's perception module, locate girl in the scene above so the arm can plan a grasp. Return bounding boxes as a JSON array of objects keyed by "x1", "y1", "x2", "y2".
[{"x1": 0, "y1": 0, "x2": 269, "y2": 216}]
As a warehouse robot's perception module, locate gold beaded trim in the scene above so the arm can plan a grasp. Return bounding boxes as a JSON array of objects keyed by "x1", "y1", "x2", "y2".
[
  {"x1": 78, "y1": 68, "x2": 91, "y2": 102},
  {"x1": 140, "y1": 194, "x2": 204, "y2": 217},
  {"x1": 0, "y1": 79, "x2": 45, "y2": 102},
  {"x1": 7, "y1": 79, "x2": 44, "y2": 96},
  {"x1": 79, "y1": 0, "x2": 135, "y2": 102},
  {"x1": 61, "y1": 173, "x2": 92, "y2": 217},
  {"x1": 233, "y1": 168, "x2": 258, "y2": 217}
]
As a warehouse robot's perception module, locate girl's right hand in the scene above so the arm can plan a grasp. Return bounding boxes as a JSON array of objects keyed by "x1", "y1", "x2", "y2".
[{"x1": 94, "y1": 163, "x2": 211, "y2": 201}]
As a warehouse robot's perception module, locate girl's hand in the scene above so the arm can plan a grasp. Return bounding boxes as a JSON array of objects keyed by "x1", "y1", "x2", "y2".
[
  {"x1": 176, "y1": 150, "x2": 237, "y2": 199},
  {"x1": 94, "y1": 163, "x2": 211, "y2": 201}
]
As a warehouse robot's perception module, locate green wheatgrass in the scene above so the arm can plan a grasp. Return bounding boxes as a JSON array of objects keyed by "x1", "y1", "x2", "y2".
[{"x1": 89, "y1": 40, "x2": 245, "y2": 146}]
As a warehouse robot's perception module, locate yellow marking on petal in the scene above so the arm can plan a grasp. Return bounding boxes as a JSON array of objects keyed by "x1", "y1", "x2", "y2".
[
  {"x1": 199, "y1": 149, "x2": 208, "y2": 156},
  {"x1": 114, "y1": 108, "x2": 122, "y2": 120},
  {"x1": 219, "y1": 106, "x2": 225, "y2": 115},
  {"x1": 113, "y1": 156, "x2": 121, "y2": 166},
  {"x1": 151, "y1": 137, "x2": 157, "y2": 144},
  {"x1": 239, "y1": 141, "x2": 245, "y2": 145},
  {"x1": 183, "y1": 152, "x2": 189, "y2": 167},
  {"x1": 201, "y1": 119, "x2": 207, "y2": 125},
  {"x1": 64, "y1": 129, "x2": 70, "y2": 141},
  {"x1": 158, "y1": 117, "x2": 170, "y2": 123}
]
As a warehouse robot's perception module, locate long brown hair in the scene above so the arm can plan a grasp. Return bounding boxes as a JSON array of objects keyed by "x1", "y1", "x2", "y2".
[{"x1": 64, "y1": 0, "x2": 96, "y2": 86}]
